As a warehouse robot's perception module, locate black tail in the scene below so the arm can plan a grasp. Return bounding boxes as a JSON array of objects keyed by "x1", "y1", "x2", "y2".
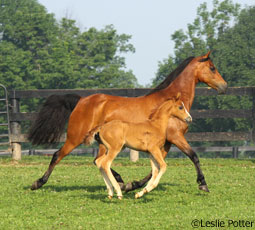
[{"x1": 28, "y1": 94, "x2": 81, "y2": 145}]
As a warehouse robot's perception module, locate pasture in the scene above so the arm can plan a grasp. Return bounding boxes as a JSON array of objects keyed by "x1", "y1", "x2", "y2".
[{"x1": 0, "y1": 156, "x2": 254, "y2": 230}]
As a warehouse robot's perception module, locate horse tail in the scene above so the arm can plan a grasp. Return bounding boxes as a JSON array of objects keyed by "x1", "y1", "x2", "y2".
[
  {"x1": 84, "y1": 126, "x2": 102, "y2": 146},
  {"x1": 28, "y1": 94, "x2": 81, "y2": 145}
]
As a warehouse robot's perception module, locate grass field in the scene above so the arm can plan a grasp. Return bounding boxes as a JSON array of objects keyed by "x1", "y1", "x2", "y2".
[{"x1": 0, "y1": 156, "x2": 255, "y2": 230}]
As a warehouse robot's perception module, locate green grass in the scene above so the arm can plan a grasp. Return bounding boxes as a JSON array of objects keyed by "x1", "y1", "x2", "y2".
[{"x1": 0, "y1": 156, "x2": 255, "y2": 230}]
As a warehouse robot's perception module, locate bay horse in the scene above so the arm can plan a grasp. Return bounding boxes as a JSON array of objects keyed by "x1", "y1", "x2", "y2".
[
  {"x1": 84, "y1": 93, "x2": 192, "y2": 199},
  {"x1": 29, "y1": 51, "x2": 227, "y2": 193}
]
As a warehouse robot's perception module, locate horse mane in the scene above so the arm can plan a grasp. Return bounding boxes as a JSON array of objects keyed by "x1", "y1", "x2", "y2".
[{"x1": 147, "y1": 56, "x2": 195, "y2": 95}]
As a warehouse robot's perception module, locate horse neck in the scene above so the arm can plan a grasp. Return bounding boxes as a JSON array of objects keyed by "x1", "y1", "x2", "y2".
[
  {"x1": 160, "y1": 67, "x2": 197, "y2": 111},
  {"x1": 149, "y1": 102, "x2": 174, "y2": 130}
]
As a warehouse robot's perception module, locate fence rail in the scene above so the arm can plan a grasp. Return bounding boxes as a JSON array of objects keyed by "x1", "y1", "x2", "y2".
[{"x1": 2, "y1": 86, "x2": 255, "y2": 160}]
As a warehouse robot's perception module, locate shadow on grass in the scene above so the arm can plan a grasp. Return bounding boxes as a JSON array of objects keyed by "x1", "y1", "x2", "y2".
[
  {"x1": 194, "y1": 192, "x2": 209, "y2": 196},
  {"x1": 24, "y1": 184, "x2": 105, "y2": 192},
  {"x1": 24, "y1": 182, "x2": 179, "y2": 192},
  {"x1": 24, "y1": 182, "x2": 182, "y2": 202}
]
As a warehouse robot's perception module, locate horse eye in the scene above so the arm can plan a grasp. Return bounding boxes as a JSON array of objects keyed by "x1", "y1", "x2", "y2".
[
  {"x1": 210, "y1": 66, "x2": 216, "y2": 72},
  {"x1": 179, "y1": 106, "x2": 183, "y2": 110}
]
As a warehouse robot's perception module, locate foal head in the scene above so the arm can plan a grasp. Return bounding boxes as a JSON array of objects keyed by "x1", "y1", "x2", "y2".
[
  {"x1": 194, "y1": 51, "x2": 227, "y2": 94},
  {"x1": 153, "y1": 92, "x2": 192, "y2": 124},
  {"x1": 170, "y1": 92, "x2": 192, "y2": 123}
]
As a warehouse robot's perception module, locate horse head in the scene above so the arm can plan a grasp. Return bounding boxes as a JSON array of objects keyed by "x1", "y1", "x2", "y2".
[{"x1": 195, "y1": 51, "x2": 227, "y2": 94}]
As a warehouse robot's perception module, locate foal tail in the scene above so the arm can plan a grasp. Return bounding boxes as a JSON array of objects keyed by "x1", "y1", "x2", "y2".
[
  {"x1": 28, "y1": 94, "x2": 81, "y2": 145},
  {"x1": 84, "y1": 126, "x2": 102, "y2": 146}
]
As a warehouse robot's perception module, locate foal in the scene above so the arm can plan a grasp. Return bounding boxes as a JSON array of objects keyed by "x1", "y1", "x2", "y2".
[{"x1": 84, "y1": 93, "x2": 192, "y2": 199}]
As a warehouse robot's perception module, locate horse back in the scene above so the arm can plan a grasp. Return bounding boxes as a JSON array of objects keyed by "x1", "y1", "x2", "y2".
[{"x1": 74, "y1": 93, "x2": 161, "y2": 125}]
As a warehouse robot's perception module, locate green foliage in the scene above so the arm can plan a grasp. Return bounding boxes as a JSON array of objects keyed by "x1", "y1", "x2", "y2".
[
  {"x1": 202, "y1": 5, "x2": 255, "y2": 135},
  {"x1": 0, "y1": 0, "x2": 139, "y2": 90},
  {"x1": 0, "y1": 156, "x2": 255, "y2": 229},
  {"x1": 214, "y1": 6, "x2": 255, "y2": 86},
  {"x1": 152, "y1": 1, "x2": 255, "y2": 147},
  {"x1": 153, "y1": 0, "x2": 241, "y2": 86}
]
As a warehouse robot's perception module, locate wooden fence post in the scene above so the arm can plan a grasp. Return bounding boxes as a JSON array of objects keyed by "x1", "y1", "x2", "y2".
[
  {"x1": 10, "y1": 96, "x2": 21, "y2": 161},
  {"x1": 232, "y1": 146, "x2": 239, "y2": 158},
  {"x1": 130, "y1": 149, "x2": 139, "y2": 162}
]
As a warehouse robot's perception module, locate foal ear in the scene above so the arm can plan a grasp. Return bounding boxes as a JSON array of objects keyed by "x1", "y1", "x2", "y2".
[{"x1": 175, "y1": 92, "x2": 181, "y2": 101}]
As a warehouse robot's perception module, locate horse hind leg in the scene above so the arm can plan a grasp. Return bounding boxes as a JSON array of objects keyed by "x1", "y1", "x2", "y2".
[
  {"x1": 94, "y1": 144, "x2": 125, "y2": 190},
  {"x1": 31, "y1": 138, "x2": 80, "y2": 190},
  {"x1": 94, "y1": 148, "x2": 114, "y2": 198},
  {"x1": 99, "y1": 168, "x2": 114, "y2": 199},
  {"x1": 99, "y1": 146, "x2": 123, "y2": 199}
]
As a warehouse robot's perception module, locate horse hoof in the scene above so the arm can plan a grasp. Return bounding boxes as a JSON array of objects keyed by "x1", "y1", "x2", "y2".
[
  {"x1": 199, "y1": 184, "x2": 210, "y2": 192},
  {"x1": 31, "y1": 180, "x2": 41, "y2": 190},
  {"x1": 118, "y1": 196, "x2": 123, "y2": 200},
  {"x1": 108, "y1": 195, "x2": 113, "y2": 200},
  {"x1": 135, "y1": 193, "x2": 140, "y2": 199},
  {"x1": 119, "y1": 183, "x2": 126, "y2": 191},
  {"x1": 124, "y1": 182, "x2": 133, "y2": 193}
]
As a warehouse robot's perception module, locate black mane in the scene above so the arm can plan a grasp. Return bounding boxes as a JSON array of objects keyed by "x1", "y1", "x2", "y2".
[{"x1": 147, "y1": 56, "x2": 195, "y2": 95}]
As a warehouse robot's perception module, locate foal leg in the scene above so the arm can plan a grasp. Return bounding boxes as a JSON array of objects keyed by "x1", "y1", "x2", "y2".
[
  {"x1": 135, "y1": 156, "x2": 159, "y2": 199},
  {"x1": 95, "y1": 150, "x2": 114, "y2": 199},
  {"x1": 149, "y1": 157, "x2": 167, "y2": 190},
  {"x1": 101, "y1": 148, "x2": 123, "y2": 199},
  {"x1": 125, "y1": 142, "x2": 172, "y2": 192},
  {"x1": 145, "y1": 151, "x2": 167, "y2": 193},
  {"x1": 146, "y1": 156, "x2": 159, "y2": 188},
  {"x1": 94, "y1": 144, "x2": 125, "y2": 190},
  {"x1": 171, "y1": 135, "x2": 209, "y2": 192},
  {"x1": 135, "y1": 149, "x2": 167, "y2": 198}
]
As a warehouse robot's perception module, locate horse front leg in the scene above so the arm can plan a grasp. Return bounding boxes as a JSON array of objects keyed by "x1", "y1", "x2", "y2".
[
  {"x1": 171, "y1": 134, "x2": 209, "y2": 192},
  {"x1": 124, "y1": 142, "x2": 172, "y2": 192},
  {"x1": 135, "y1": 149, "x2": 167, "y2": 199}
]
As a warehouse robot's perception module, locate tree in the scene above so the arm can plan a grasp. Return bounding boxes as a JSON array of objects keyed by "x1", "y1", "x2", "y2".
[
  {"x1": 214, "y1": 6, "x2": 255, "y2": 86},
  {"x1": 0, "y1": 0, "x2": 139, "y2": 90},
  {"x1": 152, "y1": 0, "x2": 255, "y2": 149},
  {"x1": 206, "y1": 6, "x2": 255, "y2": 133},
  {"x1": 152, "y1": 0, "x2": 241, "y2": 86},
  {"x1": 0, "y1": 0, "x2": 58, "y2": 90},
  {"x1": 72, "y1": 25, "x2": 137, "y2": 89}
]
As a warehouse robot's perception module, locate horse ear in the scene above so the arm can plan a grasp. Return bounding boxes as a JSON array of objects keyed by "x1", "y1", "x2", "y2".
[
  {"x1": 175, "y1": 92, "x2": 181, "y2": 101},
  {"x1": 204, "y1": 51, "x2": 211, "y2": 58},
  {"x1": 199, "y1": 51, "x2": 211, "y2": 62}
]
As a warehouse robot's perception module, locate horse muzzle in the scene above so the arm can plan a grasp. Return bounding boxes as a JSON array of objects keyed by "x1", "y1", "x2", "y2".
[
  {"x1": 217, "y1": 82, "x2": 228, "y2": 94},
  {"x1": 185, "y1": 116, "x2": 192, "y2": 124}
]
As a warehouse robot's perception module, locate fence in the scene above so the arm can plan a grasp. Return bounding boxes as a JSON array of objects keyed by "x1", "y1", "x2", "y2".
[{"x1": 4, "y1": 86, "x2": 255, "y2": 160}]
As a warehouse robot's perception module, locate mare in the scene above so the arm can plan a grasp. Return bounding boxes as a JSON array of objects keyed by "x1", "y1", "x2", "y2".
[
  {"x1": 29, "y1": 51, "x2": 227, "y2": 192},
  {"x1": 84, "y1": 93, "x2": 192, "y2": 199}
]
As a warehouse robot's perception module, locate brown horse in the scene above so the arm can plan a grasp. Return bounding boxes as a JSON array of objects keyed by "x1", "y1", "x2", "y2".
[
  {"x1": 84, "y1": 93, "x2": 192, "y2": 199},
  {"x1": 29, "y1": 51, "x2": 227, "y2": 192}
]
